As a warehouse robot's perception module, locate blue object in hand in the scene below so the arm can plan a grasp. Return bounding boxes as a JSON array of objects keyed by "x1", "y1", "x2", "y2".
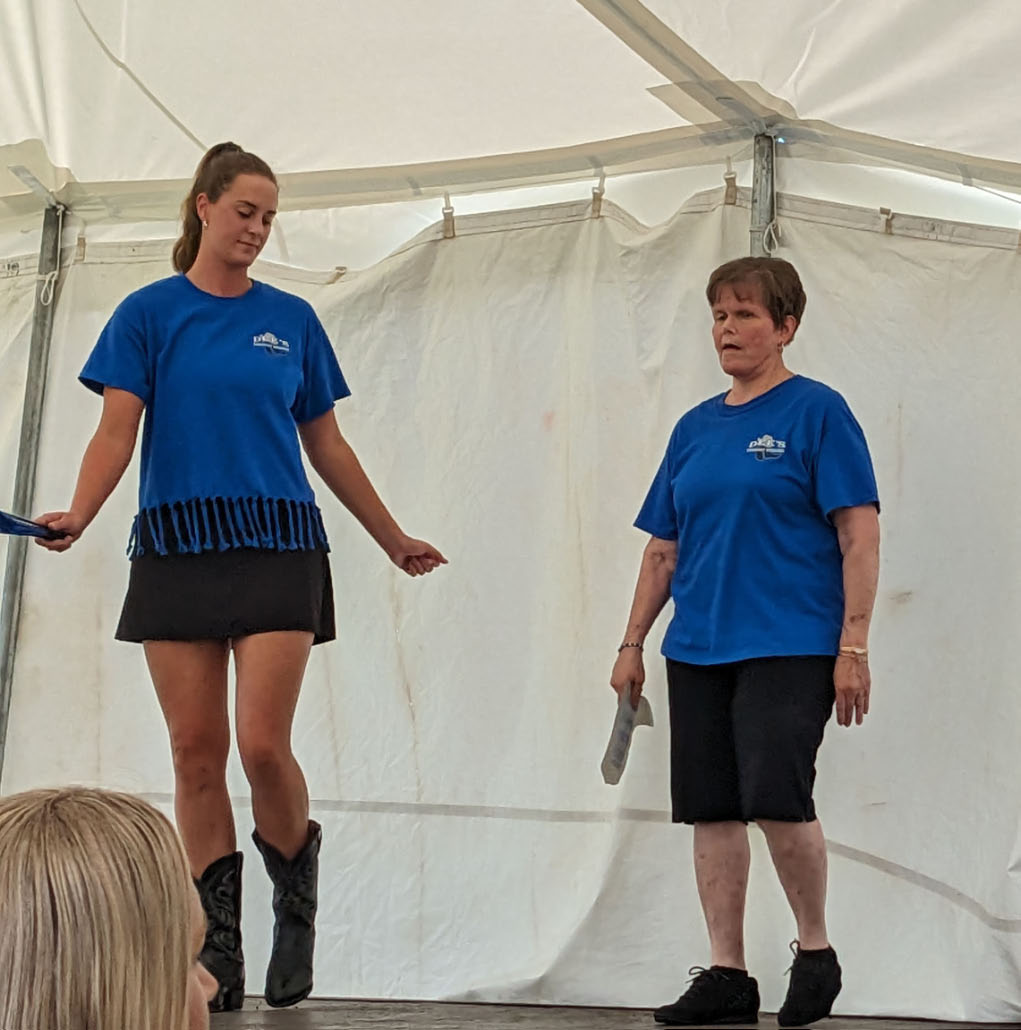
[{"x1": 0, "y1": 510, "x2": 67, "y2": 541}]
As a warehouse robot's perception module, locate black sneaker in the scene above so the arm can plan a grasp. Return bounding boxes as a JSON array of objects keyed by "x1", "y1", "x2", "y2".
[
  {"x1": 777, "y1": 942, "x2": 842, "y2": 1027},
  {"x1": 654, "y1": 965, "x2": 760, "y2": 1025}
]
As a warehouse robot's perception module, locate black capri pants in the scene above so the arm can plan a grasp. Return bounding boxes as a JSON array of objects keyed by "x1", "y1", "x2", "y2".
[{"x1": 667, "y1": 655, "x2": 835, "y2": 824}]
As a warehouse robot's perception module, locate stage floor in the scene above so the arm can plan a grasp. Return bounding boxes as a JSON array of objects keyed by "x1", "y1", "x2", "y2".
[{"x1": 211, "y1": 999, "x2": 1016, "y2": 1029}]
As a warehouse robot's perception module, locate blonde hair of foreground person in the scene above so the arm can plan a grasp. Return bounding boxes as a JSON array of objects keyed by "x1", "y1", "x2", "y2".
[{"x1": 0, "y1": 787, "x2": 216, "y2": 1030}]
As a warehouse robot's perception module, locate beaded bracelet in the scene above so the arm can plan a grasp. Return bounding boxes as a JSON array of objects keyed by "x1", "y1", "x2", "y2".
[{"x1": 618, "y1": 641, "x2": 643, "y2": 653}]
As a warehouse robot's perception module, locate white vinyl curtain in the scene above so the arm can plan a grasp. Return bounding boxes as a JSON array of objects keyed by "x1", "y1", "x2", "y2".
[{"x1": 2, "y1": 193, "x2": 1019, "y2": 1020}]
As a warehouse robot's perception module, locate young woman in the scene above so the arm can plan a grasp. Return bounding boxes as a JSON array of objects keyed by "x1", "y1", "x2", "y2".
[
  {"x1": 0, "y1": 787, "x2": 217, "y2": 1030},
  {"x1": 37, "y1": 142, "x2": 446, "y2": 1011}
]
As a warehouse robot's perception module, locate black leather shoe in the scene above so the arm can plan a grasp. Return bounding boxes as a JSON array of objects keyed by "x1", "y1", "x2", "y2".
[
  {"x1": 654, "y1": 965, "x2": 760, "y2": 1025},
  {"x1": 777, "y1": 942, "x2": 841, "y2": 1027}
]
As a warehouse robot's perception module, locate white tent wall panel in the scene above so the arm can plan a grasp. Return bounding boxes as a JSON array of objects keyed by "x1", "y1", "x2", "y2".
[
  {"x1": 1, "y1": 196, "x2": 1019, "y2": 1018},
  {"x1": 788, "y1": 217, "x2": 1021, "y2": 880},
  {"x1": 316, "y1": 813, "x2": 627, "y2": 1000},
  {"x1": 4, "y1": 257, "x2": 168, "y2": 792},
  {"x1": 777, "y1": 219, "x2": 1021, "y2": 1022},
  {"x1": 0, "y1": 272, "x2": 34, "y2": 500},
  {"x1": 0, "y1": 272, "x2": 35, "y2": 602},
  {"x1": 0, "y1": 273, "x2": 32, "y2": 437},
  {"x1": 297, "y1": 203, "x2": 716, "y2": 815}
]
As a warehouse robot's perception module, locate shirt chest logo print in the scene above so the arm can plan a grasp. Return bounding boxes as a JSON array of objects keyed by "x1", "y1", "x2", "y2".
[
  {"x1": 253, "y1": 331, "x2": 290, "y2": 354},
  {"x1": 747, "y1": 433, "x2": 786, "y2": 460}
]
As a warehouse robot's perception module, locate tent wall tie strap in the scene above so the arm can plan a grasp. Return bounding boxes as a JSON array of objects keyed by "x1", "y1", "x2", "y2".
[
  {"x1": 723, "y1": 156, "x2": 738, "y2": 206},
  {"x1": 880, "y1": 207, "x2": 895, "y2": 234},
  {"x1": 762, "y1": 217, "x2": 781, "y2": 252},
  {"x1": 36, "y1": 204, "x2": 66, "y2": 306},
  {"x1": 591, "y1": 174, "x2": 606, "y2": 218},
  {"x1": 442, "y1": 192, "x2": 455, "y2": 239}
]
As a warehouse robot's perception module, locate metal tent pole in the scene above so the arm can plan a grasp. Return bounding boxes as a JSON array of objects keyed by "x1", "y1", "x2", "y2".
[
  {"x1": 0, "y1": 202, "x2": 65, "y2": 780},
  {"x1": 750, "y1": 133, "x2": 775, "y2": 257}
]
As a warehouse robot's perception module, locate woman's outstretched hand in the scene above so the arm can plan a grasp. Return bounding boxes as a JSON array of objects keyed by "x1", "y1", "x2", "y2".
[
  {"x1": 32, "y1": 511, "x2": 86, "y2": 552},
  {"x1": 389, "y1": 535, "x2": 448, "y2": 577}
]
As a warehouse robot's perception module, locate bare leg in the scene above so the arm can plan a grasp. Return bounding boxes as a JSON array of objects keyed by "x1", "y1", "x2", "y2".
[
  {"x1": 693, "y1": 821, "x2": 751, "y2": 969},
  {"x1": 233, "y1": 631, "x2": 313, "y2": 858},
  {"x1": 145, "y1": 639, "x2": 234, "y2": 877},
  {"x1": 758, "y1": 818, "x2": 829, "y2": 950}
]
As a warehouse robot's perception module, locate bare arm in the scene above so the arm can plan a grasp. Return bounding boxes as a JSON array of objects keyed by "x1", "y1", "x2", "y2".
[
  {"x1": 298, "y1": 410, "x2": 446, "y2": 576},
  {"x1": 610, "y1": 536, "x2": 678, "y2": 705},
  {"x1": 831, "y1": 504, "x2": 880, "y2": 725},
  {"x1": 35, "y1": 387, "x2": 143, "y2": 552}
]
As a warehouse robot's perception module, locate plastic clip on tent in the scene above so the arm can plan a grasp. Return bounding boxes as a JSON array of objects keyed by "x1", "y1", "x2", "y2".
[{"x1": 601, "y1": 688, "x2": 654, "y2": 785}]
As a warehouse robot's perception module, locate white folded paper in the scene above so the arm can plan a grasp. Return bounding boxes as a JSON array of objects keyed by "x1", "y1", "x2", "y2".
[{"x1": 601, "y1": 689, "x2": 654, "y2": 785}]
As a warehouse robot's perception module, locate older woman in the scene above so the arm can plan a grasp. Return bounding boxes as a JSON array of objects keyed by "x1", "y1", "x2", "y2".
[
  {"x1": 612, "y1": 257, "x2": 879, "y2": 1027},
  {"x1": 0, "y1": 787, "x2": 217, "y2": 1030}
]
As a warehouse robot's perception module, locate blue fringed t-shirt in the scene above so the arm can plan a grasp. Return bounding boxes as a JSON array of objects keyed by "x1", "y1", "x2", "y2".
[
  {"x1": 80, "y1": 275, "x2": 351, "y2": 558},
  {"x1": 635, "y1": 376, "x2": 879, "y2": 665}
]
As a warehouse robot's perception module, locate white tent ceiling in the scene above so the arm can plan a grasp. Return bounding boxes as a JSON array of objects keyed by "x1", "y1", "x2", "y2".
[{"x1": 3, "y1": 0, "x2": 1021, "y2": 227}]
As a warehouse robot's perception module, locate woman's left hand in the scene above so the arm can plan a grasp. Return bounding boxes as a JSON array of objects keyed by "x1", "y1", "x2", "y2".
[
  {"x1": 389, "y1": 535, "x2": 448, "y2": 577},
  {"x1": 834, "y1": 655, "x2": 870, "y2": 727}
]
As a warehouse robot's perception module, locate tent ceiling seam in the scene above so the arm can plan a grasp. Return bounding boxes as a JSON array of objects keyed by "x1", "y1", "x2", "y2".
[{"x1": 71, "y1": 0, "x2": 206, "y2": 152}]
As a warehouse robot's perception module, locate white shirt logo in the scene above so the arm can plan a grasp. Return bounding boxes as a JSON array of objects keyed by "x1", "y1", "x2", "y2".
[
  {"x1": 747, "y1": 433, "x2": 786, "y2": 461},
  {"x1": 253, "y1": 331, "x2": 290, "y2": 354}
]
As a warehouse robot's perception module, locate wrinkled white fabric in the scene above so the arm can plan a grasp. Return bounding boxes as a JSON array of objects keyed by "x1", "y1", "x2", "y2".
[{"x1": 1, "y1": 195, "x2": 1019, "y2": 1020}]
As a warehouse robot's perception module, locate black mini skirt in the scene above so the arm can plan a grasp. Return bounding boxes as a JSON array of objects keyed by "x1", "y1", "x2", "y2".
[{"x1": 116, "y1": 546, "x2": 335, "y2": 645}]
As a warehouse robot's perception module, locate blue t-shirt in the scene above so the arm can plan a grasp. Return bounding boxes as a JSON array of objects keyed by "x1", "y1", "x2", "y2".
[
  {"x1": 80, "y1": 275, "x2": 351, "y2": 557},
  {"x1": 635, "y1": 376, "x2": 879, "y2": 665}
]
